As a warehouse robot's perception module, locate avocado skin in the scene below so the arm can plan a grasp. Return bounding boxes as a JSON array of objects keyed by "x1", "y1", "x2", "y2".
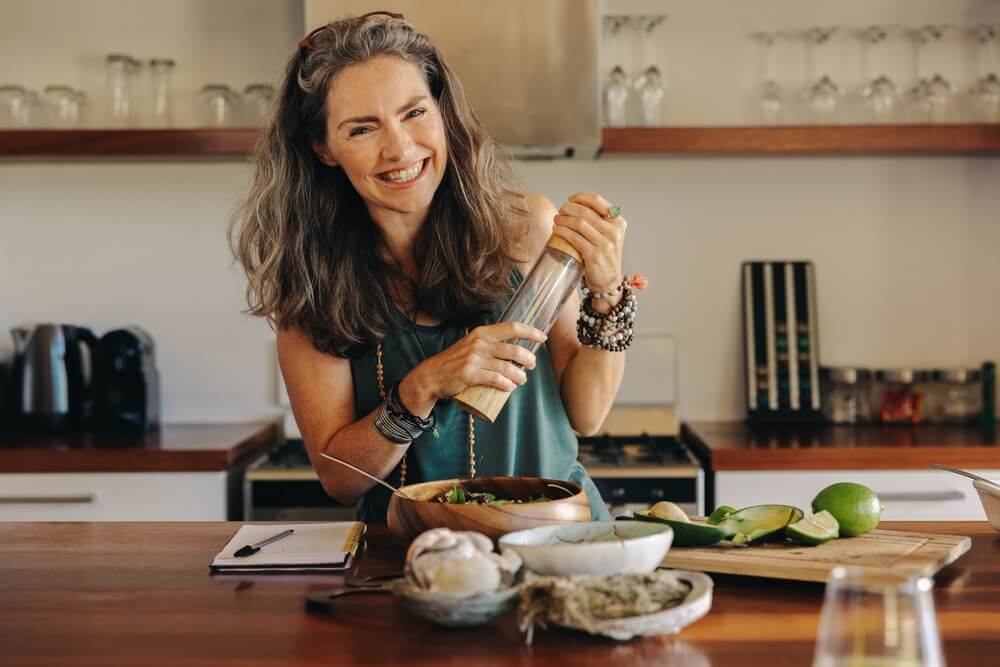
[{"x1": 632, "y1": 511, "x2": 728, "y2": 547}]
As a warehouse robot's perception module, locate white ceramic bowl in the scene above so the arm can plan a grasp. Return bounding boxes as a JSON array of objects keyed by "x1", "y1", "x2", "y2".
[
  {"x1": 498, "y1": 520, "x2": 673, "y2": 576},
  {"x1": 973, "y1": 480, "x2": 1000, "y2": 532}
]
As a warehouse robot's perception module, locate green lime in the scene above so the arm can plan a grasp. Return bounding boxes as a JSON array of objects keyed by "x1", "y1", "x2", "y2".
[
  {"x1": 811, "y1": 482, "x2": 883, "y2": 537},
  {"x1": 707, "y1": 505, "x2": 736, "y2": 525},
  {"x1": 786, "y1": 510, "x2": 840, "y2": 546}
]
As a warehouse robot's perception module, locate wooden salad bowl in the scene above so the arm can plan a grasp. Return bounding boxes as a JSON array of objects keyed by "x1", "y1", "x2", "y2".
[{"x1": 386, "y1": 476, "x2": 592, "y2": 545}]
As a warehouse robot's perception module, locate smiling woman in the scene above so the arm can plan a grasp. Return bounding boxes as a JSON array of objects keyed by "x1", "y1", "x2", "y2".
[{"x1": 229, "y1": 12, "x2": 631, "y2": 525}]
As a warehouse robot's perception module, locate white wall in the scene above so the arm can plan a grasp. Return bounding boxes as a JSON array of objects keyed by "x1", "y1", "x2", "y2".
[{"x1": 1, "y1": 0, "x2": 998, "y2": 423}]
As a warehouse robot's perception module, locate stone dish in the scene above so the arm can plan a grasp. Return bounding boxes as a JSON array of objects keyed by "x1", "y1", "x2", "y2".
[
  {"x1": 498, "y1": 520, "x2": 674, "y2": 576},
  {"x1": 560, "y1": 570, "x2": 713, "y2": 641},
  {"x1": 392, "y1": 579, "x2": 519, "y2": 627}
]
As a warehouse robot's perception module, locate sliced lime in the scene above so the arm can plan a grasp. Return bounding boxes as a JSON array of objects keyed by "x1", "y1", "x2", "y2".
[{"x1": 786, "y1": 510, "x2": 840, "y2": 546}]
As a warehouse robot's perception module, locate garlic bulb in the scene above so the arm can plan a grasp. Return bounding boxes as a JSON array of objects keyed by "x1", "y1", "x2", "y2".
[{"x1": 406, "y1": 528, "x2": 521, "y2": 595}]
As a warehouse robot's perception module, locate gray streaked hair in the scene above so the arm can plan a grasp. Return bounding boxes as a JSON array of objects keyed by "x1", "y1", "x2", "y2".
[{"x1": 230, "y1": 13, "x2": 526, "y2": 357}]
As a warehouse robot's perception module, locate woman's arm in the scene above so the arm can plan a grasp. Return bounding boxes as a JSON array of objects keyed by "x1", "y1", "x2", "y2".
[
  {"x1": 278, "y1": 321, "x2": 545, "y2": 505},
  {"x1": 277, "y1": 326, "x2": 406, "y2": 505},
  {"x1": 521, "y1": 192, "x2": 627, "y2": 436}
]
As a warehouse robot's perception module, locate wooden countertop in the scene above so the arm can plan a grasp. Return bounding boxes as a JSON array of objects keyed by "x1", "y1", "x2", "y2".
[
  {"x1": 0, "y1": 521, "x2": 996, "y2": 666},
  {"x1": 0, "y1": 422, "x2": 279, "y2": 472},
  {"x1": 684, "y1": 421, "x2": 1000, "y2": 471}
]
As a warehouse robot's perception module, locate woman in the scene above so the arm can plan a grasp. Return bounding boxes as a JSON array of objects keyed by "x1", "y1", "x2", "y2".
[{"x1": 231, "y1": 12, "x2": 639, "y2": 523}]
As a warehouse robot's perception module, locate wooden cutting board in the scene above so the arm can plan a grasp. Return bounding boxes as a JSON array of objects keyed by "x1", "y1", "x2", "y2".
[{"x1": 660, "y1": 528, "x2": 971, "y2": 583}]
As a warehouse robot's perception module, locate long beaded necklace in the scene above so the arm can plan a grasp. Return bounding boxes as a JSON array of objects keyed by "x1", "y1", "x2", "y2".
[{"x1": 375, "y1": 333, "x2": 476, "y2": 487}]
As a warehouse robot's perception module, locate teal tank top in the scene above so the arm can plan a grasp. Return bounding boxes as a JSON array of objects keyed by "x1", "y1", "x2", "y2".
[{"x1": 349, "y1": 272, "x2": 611, "y2": 524}]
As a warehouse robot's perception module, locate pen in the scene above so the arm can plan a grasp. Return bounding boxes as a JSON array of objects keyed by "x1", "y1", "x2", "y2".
[{"x1": 233, "y1": 528, "x2": 295, "y2": 558}]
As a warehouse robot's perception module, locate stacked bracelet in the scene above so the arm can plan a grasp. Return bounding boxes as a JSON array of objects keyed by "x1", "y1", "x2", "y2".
[
  {"x1": 576, "y1": 279, "x2": 637, "y2": 352},
  {"x1": 580, "y1": 276, "x2": 626, "y2": 301},
  {"x1": 372, "y1": 384, "x2": 437, "y2": 444}
]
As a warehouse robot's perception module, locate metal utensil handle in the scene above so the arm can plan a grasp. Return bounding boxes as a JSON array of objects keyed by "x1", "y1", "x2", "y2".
[
  {"x1": 931, "y1": 463, "x2": 997, "y2": 486},
  {"x1": 318, "y1": 452, "x2": 414, "y2": 499},
  {"x1": 0, "y1": 494, "x2": 96, "y2": 504},
  {"x1": 875, "y1": 490, "x2": 965, "y2": 502}
]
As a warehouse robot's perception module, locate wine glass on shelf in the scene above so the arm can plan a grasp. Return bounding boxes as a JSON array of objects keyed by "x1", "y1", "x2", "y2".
[
  {"x1": 813, "y1": 566, "x2": 944, "y2": 667},
  {"x1": 631, "y1": 14, "x2": 667, "y2": 127},
  {"x1": 751, "y1": 31, "x2": 785, "y2": 125},
  {"x1": 906, "y1": 27, "x2": 934, "y2": 122},
  {"x1": 924, "y1": 25, "x2": 957, "y2": 123},
  {"x1": 603, "y1": 15, "x2": 631, "y2": 127},
  {"x1": 859, "y1": 26, "x2": 899, "y2": 123},
  {"x1": 970, "y1": 24, "x2": 1000, "y2": 123},
  {"x1": 804, "y1": 27, "x2": 842, "y2": 124}
]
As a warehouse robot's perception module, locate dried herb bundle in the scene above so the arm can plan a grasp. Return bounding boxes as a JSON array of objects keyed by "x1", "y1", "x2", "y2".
[{"x1": 517, "y1": 570, "x2": 691, "y2": 644}]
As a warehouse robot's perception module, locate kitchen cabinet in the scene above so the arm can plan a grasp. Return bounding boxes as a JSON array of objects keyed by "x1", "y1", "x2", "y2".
[
  {"x1": 0, "y1": 471, "x2": 230, "y2": 521},
  {"x1": 0, "y1": 422, "x2": 278, "y2": 520},
  {"x1": 715, "y1": 469, "x2": 998, "y2": 521}
]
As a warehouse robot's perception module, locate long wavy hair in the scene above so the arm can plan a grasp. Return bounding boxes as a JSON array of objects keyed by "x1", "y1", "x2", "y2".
[{"x1": 230, "y1": 13, "x2": 526, "y2": 357}]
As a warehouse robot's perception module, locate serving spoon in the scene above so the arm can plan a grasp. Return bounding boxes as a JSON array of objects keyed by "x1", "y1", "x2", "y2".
[
  {"x1": 319, "y1": 452, "x2": 415, "y2": 500},
  {"x1": 931, "y1": 463, "x2": 1000, "y2": 491}
]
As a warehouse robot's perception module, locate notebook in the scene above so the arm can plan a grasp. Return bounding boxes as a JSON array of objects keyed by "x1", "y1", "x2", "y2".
[{"x1": 210, "y1": 522, "x2": 365, "y2": 573}]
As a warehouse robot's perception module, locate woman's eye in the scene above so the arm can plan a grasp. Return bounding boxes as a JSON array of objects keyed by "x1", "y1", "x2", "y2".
[
  {"x1": 406, "y1": 108, "x2": 425, "y2": 119},
  {"x1": 349, "y1": 126, "x2": 371, "y2": 137}
]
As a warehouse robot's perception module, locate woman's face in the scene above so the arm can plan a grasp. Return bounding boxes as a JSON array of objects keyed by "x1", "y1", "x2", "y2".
[{"x1": 316, "y1": 55, "x2": 448, "y2": 222}]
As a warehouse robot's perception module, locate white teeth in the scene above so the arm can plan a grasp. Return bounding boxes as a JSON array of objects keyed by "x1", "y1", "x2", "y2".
[{"x1": 381, "y1": 160, "x2": 424, "y2": 184}]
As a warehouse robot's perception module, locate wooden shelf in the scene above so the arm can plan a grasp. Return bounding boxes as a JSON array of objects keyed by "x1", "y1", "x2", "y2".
[
  {"x1": 602, "y1": 124, "x2": 1000, "y2": 155},
  {"x1": 0, "y1": 128, "x2": 261, "y2": 160},
  {"x1": 3, "y1": 125, "x2": 1000, "y2": 160}
]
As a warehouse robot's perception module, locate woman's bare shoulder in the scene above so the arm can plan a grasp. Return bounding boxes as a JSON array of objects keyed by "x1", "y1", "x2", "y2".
[{"x1": 512, "y1": 191, "x2": 558, "y2": 265}]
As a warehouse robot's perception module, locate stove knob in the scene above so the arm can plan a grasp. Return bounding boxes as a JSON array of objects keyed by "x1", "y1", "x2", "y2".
[{"x1": 610, "y1": 487, "x2": 626, "y2": 499}]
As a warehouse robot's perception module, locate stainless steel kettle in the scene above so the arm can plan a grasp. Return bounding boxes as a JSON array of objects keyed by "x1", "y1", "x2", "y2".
[{"x1": 11, "y1": 324, "x2": 98, "y2": 431}]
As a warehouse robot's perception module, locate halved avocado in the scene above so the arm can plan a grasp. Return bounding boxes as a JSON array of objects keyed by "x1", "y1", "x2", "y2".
[
  {"x1": 632, "y1": 511, "x2": 728, "y2": 547},
  {"x1": 717, "y1": 504, "x2": 804, "y2": 544}
]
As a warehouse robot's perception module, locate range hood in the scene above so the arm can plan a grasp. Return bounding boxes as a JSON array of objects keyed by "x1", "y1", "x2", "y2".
[{"x1": 304, "y1": 0, "x2": 601, "y2": 159}]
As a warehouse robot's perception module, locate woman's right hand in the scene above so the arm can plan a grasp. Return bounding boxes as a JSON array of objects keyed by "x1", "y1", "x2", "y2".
[{"x1": 397, "y1": 322, "x2": 547, "y2": 416}]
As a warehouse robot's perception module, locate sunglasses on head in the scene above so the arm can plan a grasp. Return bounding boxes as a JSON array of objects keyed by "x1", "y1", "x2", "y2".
[{"x1": 298, "y1": 10, "x2": 405, "y2": 56}]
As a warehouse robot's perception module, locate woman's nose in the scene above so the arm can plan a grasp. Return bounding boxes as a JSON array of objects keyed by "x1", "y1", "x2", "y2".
[{"x1": 381, "y1": 122, "x2": 414, "y2": 161}]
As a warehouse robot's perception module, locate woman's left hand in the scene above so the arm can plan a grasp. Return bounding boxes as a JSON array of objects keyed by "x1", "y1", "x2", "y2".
[{"x1": 551, "y1": 192, "x2": 626, "y2": 296}]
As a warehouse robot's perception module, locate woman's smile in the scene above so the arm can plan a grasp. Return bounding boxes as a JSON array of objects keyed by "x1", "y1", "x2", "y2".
[{"x1": 376, "y1": 158, "x2": 429, "y2": 187}]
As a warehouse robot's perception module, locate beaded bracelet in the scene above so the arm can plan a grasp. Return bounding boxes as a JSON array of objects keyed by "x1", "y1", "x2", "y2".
[
  {"x1": 576, "y1": 284, "x2": 637, "y2": 352},
  {"x1": 580, "y1": 275, "x2": 627, "y2": 301}
]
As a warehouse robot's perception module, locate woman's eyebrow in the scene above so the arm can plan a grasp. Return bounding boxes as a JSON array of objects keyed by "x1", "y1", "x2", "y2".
[{"x1": 337, "y1": 95, "x2": 428, "y2": 130}]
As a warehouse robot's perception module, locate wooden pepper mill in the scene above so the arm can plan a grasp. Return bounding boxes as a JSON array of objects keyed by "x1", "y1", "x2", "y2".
[{"x1": 452, "y1": 235, "x2": 583, "y2": 422}]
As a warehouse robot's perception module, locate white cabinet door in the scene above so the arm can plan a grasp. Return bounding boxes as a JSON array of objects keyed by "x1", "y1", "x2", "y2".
[
  {"x1": 715, "y1": 469, "x2": 999, "y2": 521},
  {"x1": 0, "y1": 472, "x2": 228, "y2": 521}
]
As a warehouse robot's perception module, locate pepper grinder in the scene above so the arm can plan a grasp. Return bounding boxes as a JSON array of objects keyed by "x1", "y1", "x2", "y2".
[{"x1": 452, "y1": 236, "x2": 582, "y2": 422}]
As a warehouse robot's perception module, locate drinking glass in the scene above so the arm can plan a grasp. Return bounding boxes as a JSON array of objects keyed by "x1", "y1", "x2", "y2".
[
  {"x1": 970, "y1": 24, "x2": 1000, "y2": 123},
  {"x1": 42, "y1": 85, "x2": 82, "y2": 127},
  {"x1": 859, "y1": 26, "x2": 899, "y2": 123},
  {"x1": 243, "y1": 83, "x2": 275, "y2": 126},
  {"x1": 805, "y1": 27, "x2": 842, "y2": 124},
  {"x1": 813, "y1": 566, "x2": 944, "y2": 667},
  {"x1": 200, "y1": 84, "x2": 242, "y2": 127},
  {"x1": 148, "y1": 58, "x2": 175, "y2": 127},
  {"x1": 924, "y1": 25, "x2": 957, "y2": 123},
  {"x1": 906, "y1": 28, "x2": 934, "y2": 122},
  {"x1": 106, "y1": 53, "x2": 141, "y2": 127},
  {"x1": 751, "y1": 31, "x2": 785, "y2": 125},
  {"x1": 632, "y1": 15, "x2": 667, "y2": 126},
  {"x1": 0, "y1": 84, "x2": 26, "y2": 127},
  {"x1": 603, "y1": 15, "x2": 630, "y2": 127}
]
